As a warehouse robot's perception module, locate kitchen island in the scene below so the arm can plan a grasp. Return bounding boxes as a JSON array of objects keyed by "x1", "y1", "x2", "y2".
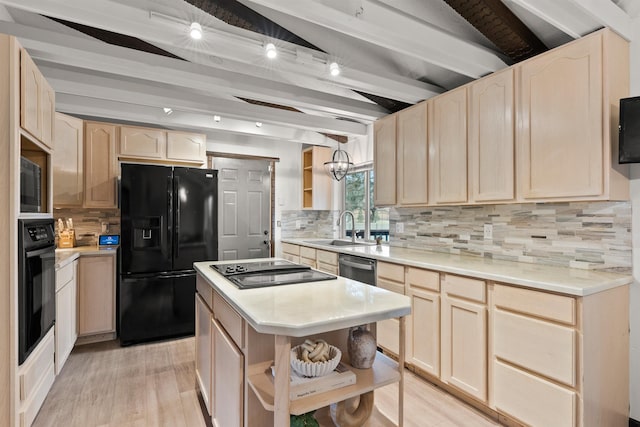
[{"x1": 194, "y1": 260, "x2": 411, "y2": 427}]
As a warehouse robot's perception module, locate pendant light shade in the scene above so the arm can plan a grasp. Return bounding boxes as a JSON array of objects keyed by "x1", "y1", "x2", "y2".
[{"x1": 324, "y1": 146, "x2": 354, "y2": 181}]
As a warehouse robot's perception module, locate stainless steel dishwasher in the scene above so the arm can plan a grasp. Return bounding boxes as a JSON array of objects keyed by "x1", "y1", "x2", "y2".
[{"x1": 338, "y1": 254, "x2": 376, "y2": 286}]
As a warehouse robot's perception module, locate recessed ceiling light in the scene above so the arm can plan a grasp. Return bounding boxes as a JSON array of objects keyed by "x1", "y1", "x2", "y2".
[
  {"x1": 190, "y1": 22, "x2": 203, "y2": 40},
  {"x1": 329, "y1": 62, "x2": 341, "y2": 77},
  {"x1": 163, "y1": 107, "x2": 173, "y2": 115},
  {"x1": 255, "y1": 122, "x2": 263, "y2": 127},
  {"x1": 265, "y1": 43, "x2": 277, "y2": 59},
  {"x1": 213, "y1": 115, "x2": 221, "y2": 122}
]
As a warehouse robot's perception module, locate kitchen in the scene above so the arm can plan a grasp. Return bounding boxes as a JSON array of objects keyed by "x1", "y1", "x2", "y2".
[{"x1": 1, "y1": 1, "x2": 639, "y2": 427}]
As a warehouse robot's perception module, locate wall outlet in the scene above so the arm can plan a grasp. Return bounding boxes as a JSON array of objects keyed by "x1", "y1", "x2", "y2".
[
  {"x1": 484, "y1": 224, "x2": 493, "y2": 240},
  {"x1": 395, "y1": 222, "x2": 404, "y2": 233},
  {"x1": 295, "y1": 220, "x2": 301, "y2": 230}
]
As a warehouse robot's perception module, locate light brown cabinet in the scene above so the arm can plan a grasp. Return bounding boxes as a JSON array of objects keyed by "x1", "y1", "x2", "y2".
[
  {"x1": 373, "y1": 114, "x2": 397, "y2": 206},
  {"x1": 469, "y1": 68, "x2": 515, "y2": 203},
  {"x1": 299, "y1": 246, "x2": 317, "y2": 269},
  {"x1": 20, "y1": 48, "x2": 56, "y2": 150},
  {"x1": 167, "y1": 131, "x2": 206, "y2": 163},
  {"x1": 428, "y1": 87, "x2": 468, "y2": 205},
  {"x1": 281, "y1": 242, "x2": 301, "y2": 264},
  {"x1": 84, "y1": 122, "x2": 118, "y2": 208},
  {"x1": 376, "y1": 261, "x2": 405, "y2": 356},
  {"x1": 406, "y1": 267, "x2": 440, "y2": 378},
  {"x1": 55, "y1": 260, "x2": 78, "y2": 375},
  {"x1": 301, "y1": 146, "x2": 332, "y2": 210},
  {"x1": 53, "y1": 113, "x2": 84, "y2": 207},
  {"x1": 440, "y1": 274, "x2": 487, "y2": 402},
  {"x1": 119, "y1": 125, "x2": 166, "y2": 160},
  {"x1": 196, "y1": 293, "x2": 213, "y2": 415},
  {"x1": 517, "y1": 29, "x2": 628, "y2": 202},
  {"x1": 212, "y1": 317, "x2": 244, "y2": 427},
  {"x1": 78, "y1": 255, "x2": 116, "y2": 336},
  {"x1": 316, "y1": 249, "x2": 338, "y2": 275},
  {"x1": 397, "y1": 102, "x2": 428, "y2": 205}
]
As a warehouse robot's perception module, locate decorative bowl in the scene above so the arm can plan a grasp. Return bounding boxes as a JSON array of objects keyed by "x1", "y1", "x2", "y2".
[{"x1": 290, "y1": 344, "x2": 341, "y2": 377}]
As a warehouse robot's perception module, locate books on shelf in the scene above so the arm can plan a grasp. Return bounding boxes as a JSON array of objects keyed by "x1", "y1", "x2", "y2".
[{"x1": 271, "y1": 362, "x2": 356, "y2": 400}]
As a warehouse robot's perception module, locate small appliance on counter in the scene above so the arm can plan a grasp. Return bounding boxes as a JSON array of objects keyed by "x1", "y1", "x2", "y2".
[
  {"x1": 98, "y1": 234, "x2": 120, "y2": 250},
  {"x1": 56, "y1": 218, "x2": 76, "y2": 248}
]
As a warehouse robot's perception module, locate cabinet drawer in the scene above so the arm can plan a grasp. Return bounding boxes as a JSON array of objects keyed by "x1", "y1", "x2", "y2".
[
  {"x1": 300, "y1": 257, "x2": 316, "y2": 268},
  {"x1": 494, "y1": 284, "x2": 576, "y2": 325},
  {"x1": 378, "y1": 278, "x2": 405, "y2": 295},
  {"x1": 300, "y1": 246, "x2": 316, "y2": 260},
  {"x1": 281, "y1": 243, "x2": 300, "y2": 256},
  {"x1": 19, "y1": 363, "x2": 55, "y2": 427},
  {"x1": 213, "y1": 291, "x2": 244, "y2": 348},
  {"x1": 282, "y1": 253, "x2": 300, "y2": 264},
  {"x1": 494, "y1": 360, "x2": 576, "y2": 427},
  {"x1": 378, "y1": 261, "x2": 405, "y2": 283},
  {"x1": 316, "y1": 249, "x2": 338, "y2": 266},
  {"x1": 407, "y1": 267, "x2": 439, "y2": 292},
  {"x1": 196, "y1": 274, "x2": 214, "y2": 310},
  {"x1": 55, "y1": 261, "x2": 75, "y2": 292},
  {"x1": 19, "y1": 331, "x2": 54, "y2": 402},
  {"x1": 377, "y1": 318, "x2": 399, "y2": 355},
  {"x1": 442, "y1": 274, "x2": 485, "y2": 303},
  {"x1": 494, "y1": 309, "x2": 575, "y2": 387},
  {"x1": 317, "y1": 262, "x2": 338, "y2": 275}
]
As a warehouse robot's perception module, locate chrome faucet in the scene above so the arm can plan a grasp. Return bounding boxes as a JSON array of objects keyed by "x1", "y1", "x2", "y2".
[{"x1": 337, "y1": 210, "x2": 356, "y2": 243}]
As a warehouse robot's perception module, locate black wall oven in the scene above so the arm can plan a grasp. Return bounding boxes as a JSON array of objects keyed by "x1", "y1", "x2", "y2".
[{"x1": 18, "y1": 219, "x2": 56, "y2": 365}]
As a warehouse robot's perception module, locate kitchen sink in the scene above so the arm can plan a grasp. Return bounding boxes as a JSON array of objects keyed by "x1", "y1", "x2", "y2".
[{"x1": 304, "y1": 239, "x2": 376, "y2": 247}]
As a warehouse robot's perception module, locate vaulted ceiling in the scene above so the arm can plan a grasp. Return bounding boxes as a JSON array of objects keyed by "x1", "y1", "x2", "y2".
[{"x1": 0, "y1": 0, "x2": 637, "y2": 147}]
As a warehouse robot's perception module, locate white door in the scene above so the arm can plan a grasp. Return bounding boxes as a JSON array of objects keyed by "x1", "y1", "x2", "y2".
[{"x1": 213, "y1": 157, "x2": 272, "y2": 260}]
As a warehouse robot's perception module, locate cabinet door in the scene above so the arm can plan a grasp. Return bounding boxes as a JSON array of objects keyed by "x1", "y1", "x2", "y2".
[
  {"x1": 78, "y1": 256, "x2": 116, "y2": 336},
  {"x1": 166, "y1": 131, "x2": 206, "y2": 163},
  {"x1": 20, "y1": 49, "x2": 42, "y2": 141},
  {"x1": 212, "y1": 318, "x2": 244, "y2": 427},
  {"x1": 119, "y1": 126, "x2": 166, "y2": 159},
  {"x1": 373, "y1": 114, "x2": 397, "y2": 206},
  {"x1": 408, "y1": 287, "x2": 440, "y2": 377},
  {"x1": 376, "y1": 263, "x2": 405, "y2": 356},
  {"x1": 517, "y1": 34, "x2": 603, "y2": 200},
  {"x1": 55, "y1": 267, "x2": 77, "y2": 375},
  {"x1": 441, "y1": 295, "x2": 487, "y2": 402},
  {"x1": 41, "y1": 78, "x2": 56, "y2": 150},
  {"x1": 84, "y1": 122, "x2": 118, "y2": 208},
  {"x1": 397, "y1": 102, "x2": 428, "y2": 205},
  {"x1": 429, "y1": 87, "x2": 468, "y2": 204},
  {"x1": 196, "y1": 294, "x2": 213, "y2": 415},
  {"x1": 53, "y1": 113, "x2": 84, "y2": 207},
  {"x1": 469, "y1": 68, "x2": 514, "y2": 203}
]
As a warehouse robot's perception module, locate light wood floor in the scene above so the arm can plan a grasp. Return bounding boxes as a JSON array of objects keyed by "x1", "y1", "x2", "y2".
[{"x1": 33, "y1": 338, "x2": 501, "y2": 427}]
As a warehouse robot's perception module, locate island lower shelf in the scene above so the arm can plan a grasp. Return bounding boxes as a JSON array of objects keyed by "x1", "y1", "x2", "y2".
[{"x1": 248, "y1": 351, "x2": 400, "y2": 416}]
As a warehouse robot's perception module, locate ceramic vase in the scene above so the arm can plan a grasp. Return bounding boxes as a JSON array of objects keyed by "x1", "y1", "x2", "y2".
[{"x1": 347, "y1": 325, "x2": 376, "y2": 369}]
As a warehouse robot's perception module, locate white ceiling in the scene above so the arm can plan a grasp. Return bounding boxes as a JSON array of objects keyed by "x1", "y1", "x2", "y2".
[{"x1": 0, "y1": 0, "x2": 636, "y2": 146}]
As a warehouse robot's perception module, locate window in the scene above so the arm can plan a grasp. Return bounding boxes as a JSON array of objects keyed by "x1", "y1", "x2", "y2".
[{"x1": 343, "y1": 167, "x2": 389, "y2": 241}]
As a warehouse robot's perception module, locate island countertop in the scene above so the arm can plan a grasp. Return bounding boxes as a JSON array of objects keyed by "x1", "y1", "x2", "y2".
[{"x1": 194, "y1": 260, "x2": 411, "y2": 337}]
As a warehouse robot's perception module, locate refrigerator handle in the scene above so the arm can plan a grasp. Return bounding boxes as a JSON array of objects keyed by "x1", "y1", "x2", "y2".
[
  {"x1": 174, "y1": 175, "x2": 181, "y2": 259},
  {"x1": 166, "y1": 176, "x2": 173, "y2": 263}
]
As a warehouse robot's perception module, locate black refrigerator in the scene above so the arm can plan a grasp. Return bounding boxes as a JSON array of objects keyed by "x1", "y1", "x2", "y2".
[{"x1": 119, "y1": 164, "x2": 218, "y2": 345}]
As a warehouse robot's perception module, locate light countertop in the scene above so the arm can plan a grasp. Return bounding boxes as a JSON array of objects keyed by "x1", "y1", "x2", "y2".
[
  {"x1": 55, "y1": 246, "x2": 118, "y2": 269},
  {"x1": 194, "y1": 260, "x2": 411, "y2": 337},
  {"x1": 281, "y1": 239, "x2": 631, "y2": 297}
]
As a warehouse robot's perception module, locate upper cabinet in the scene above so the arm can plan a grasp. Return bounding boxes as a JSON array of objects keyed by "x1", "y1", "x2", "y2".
[
  {"x1": 397, "y1": 103, "x2": 428, "y2": 205},
  {"x1": 469, "y1": 68, "x2": 515, "y2": 203},
  {"x1": 372, "y1": 28, "x2": 629, "y2": 208},
  {"x1": 53, "y1": 113, "x2": 84, "y2": 207},
  {"x1": 20, "y1": 48, "x2": 55, "y2": 150},
  {"x1": 429, "y1": 87, "x2": 468, "y2": 205},
  {"x1": 373, "y1": 114, "x2": 397, "y2": 206},
  {"x1": 84, "y1": 122, "x2": 118, "y2": 208},
  {"x1": 302, "y1": 146, "x2": 332, "y2": 210},
  {"x1": 517, "y1": 29, "x2": 628, "y2": 202},
  {"x1": 118, "y1": 127, "x2": 206, "y2": 165}
]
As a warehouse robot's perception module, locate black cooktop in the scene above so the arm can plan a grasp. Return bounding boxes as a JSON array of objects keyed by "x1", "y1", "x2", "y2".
[{"x1": 210, "y1": 260, "x2": 336, "y2": 289}]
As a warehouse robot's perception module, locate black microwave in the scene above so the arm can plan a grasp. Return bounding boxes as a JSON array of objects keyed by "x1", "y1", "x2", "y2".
[{"x1": 20, "y1": 157, "x2": 42, "y2": 213}]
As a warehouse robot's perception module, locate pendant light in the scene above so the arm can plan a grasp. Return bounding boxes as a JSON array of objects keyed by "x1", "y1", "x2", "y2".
[{"x1": 324, "y1": 145, "x2": 354, "y2": 181}]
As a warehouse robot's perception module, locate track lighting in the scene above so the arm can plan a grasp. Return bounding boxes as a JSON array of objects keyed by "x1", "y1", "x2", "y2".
[
  {"x1": 163, "y1": 107, "x2": 173, "y2": 115},
  {"x1": 329, "y1": 62, "x2": 341, "y2": 77},
  {"x1": 190, "y1": 22, "x2": 202, "y2": 40},
  {"x1": 213, "y1": 115, "x2": 221, "y2": 122}
]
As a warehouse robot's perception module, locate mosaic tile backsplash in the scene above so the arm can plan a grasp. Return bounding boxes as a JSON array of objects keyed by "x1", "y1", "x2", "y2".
[
  {"x1": 54, "y1": 208, "x2": 121, "y2": 247},
  {"x1": 389, "y1": 202, "x2": 631, "y2": 272},
  {"x1": 280, "y1": 202, "x2": 631, "y2": 272}
]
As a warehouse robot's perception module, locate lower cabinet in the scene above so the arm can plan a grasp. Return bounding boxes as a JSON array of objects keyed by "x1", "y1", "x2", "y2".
[
  {"x1": 316, "y1": 249, "x2": 338, "y2": 275},
  {"x1": 195, "y1": 294, "x2": 213, "y2": 415},
  {"x1": 281, "y1": 242, "x2": 300, "y2": 264},
  {"x1": 212, "y1": 317, "x2": 244, "y2": 427},
  {"x1": 78, "y1": 255, "x2": 116, "y2": 337},
  {"x1": 376, "y1": 262, "x2": 406, "y2": 356},
  {"x1": 406, "y1": 267, "x2": 440, "y2": 377},
  {"x1": 17, "y1": 329, "x2": 55, "y2": 427},
  {"x1": 299, "y1": 246, "x2": 316, "y2": 269},
  {"x1": 440, "y1": 274, "x2": 487, "y2": 402},
  {"x1": 55, "y1": 260, "x2": 78, "y2": 374}
]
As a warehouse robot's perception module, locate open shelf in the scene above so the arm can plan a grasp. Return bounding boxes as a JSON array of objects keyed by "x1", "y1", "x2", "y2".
[{"x1": 247, "y1": 352, "x2": 400, "y2": 416}]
